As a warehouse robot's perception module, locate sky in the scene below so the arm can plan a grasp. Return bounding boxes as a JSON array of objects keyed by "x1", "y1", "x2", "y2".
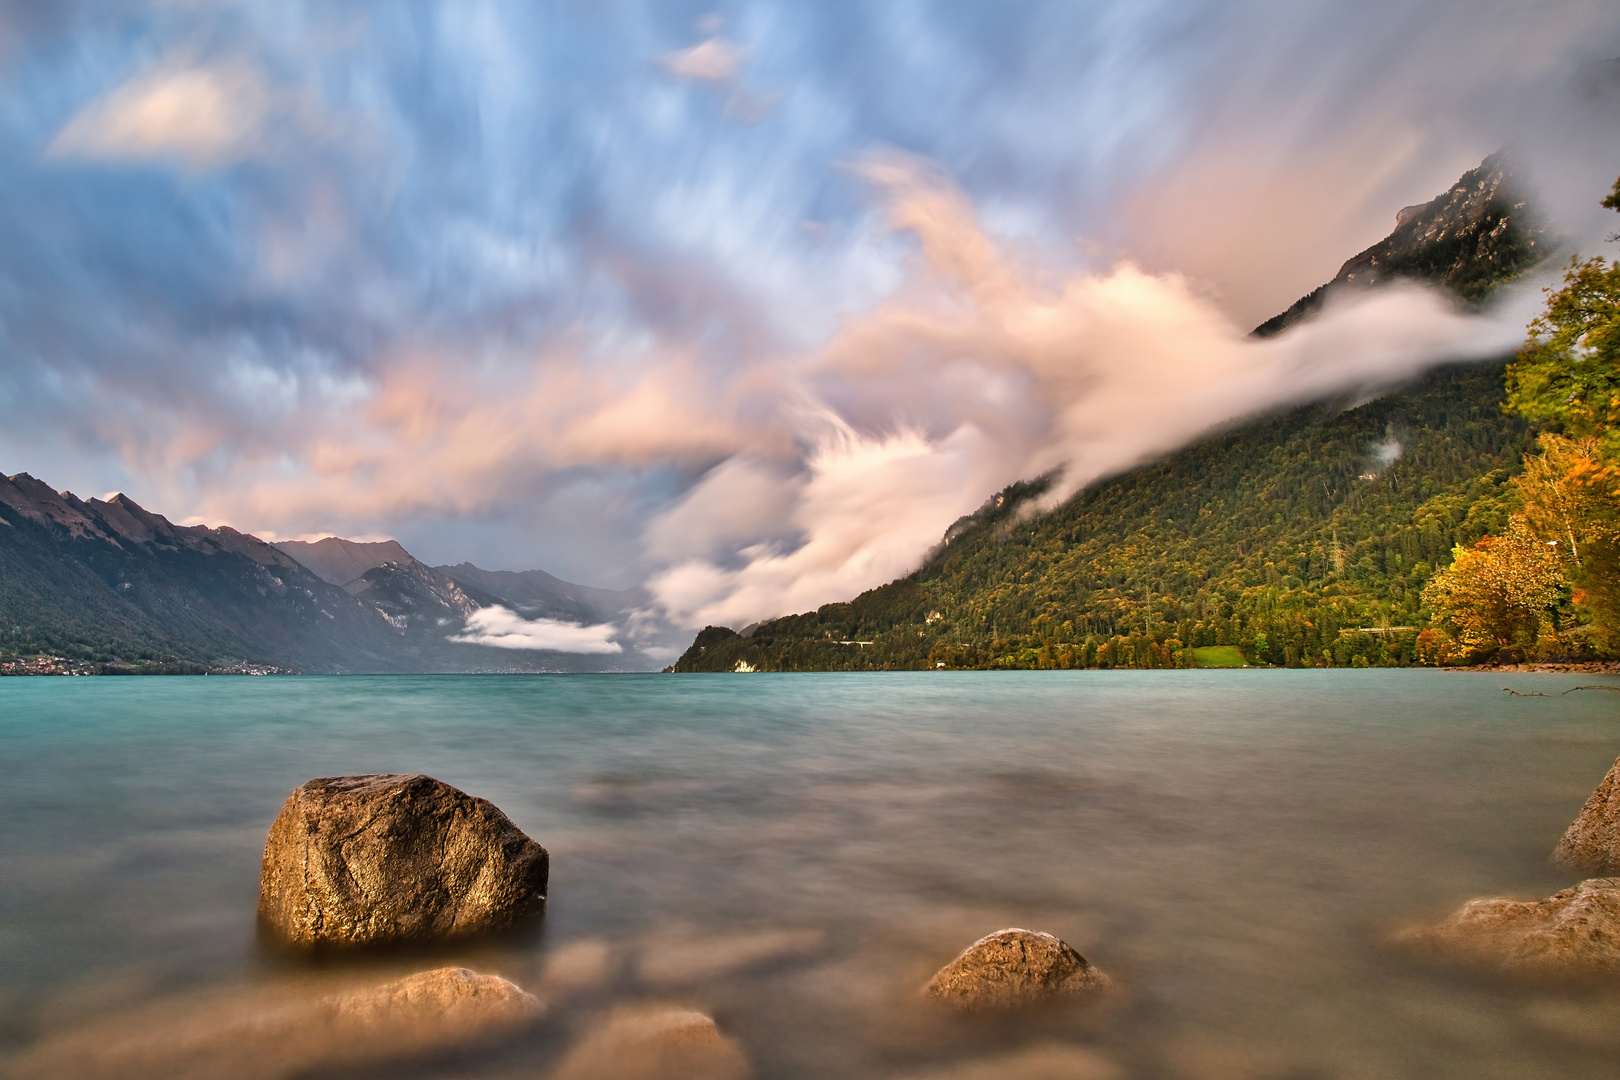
[{"x1": 2, "y1": 0, "x2": 1620, "y2": 646}]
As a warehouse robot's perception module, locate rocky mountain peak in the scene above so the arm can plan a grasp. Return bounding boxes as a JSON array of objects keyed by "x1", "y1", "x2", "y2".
[
  {"x1": 275, "y1": 537, "x2": 422, "y2": 588},
  {"x1": 1254, "y1": 151, "x2": 1553, "y2": 337}
]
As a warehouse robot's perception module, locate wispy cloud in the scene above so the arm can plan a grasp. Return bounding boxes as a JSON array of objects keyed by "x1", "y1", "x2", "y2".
[
  {"x1": 47, "y1": 55, "x2": 305, "y2": 169},
  {"x1": 661, "y1": 35, "x2": 746, "y2": 85},
  {"x1": 450, "y1": 606, "x2": 622, "y2": 654}
]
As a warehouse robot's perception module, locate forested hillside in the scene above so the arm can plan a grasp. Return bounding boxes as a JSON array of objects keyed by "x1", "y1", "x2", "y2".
[
  {"x1": 673, "y1": 153, "x2": 1565, "y2": 673},
  {"x1": 674, "y1": 363, "x2": 1531, "y2": 671}
]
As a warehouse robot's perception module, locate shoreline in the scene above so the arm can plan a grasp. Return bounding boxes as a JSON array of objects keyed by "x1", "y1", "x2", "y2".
[{"x1": 1474, "y1": 661, "x2": 1620, "y2": 675}]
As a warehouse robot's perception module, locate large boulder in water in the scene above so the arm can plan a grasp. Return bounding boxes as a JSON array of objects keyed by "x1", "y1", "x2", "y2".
[
  {"x1": 922, "y1": 928, "x2": 1113, "y2": 1011},
  {"x1": 1395, "y1": 877, "x2": 1620, "y2": 976},
  {"x1": 258, "y1": 774, "x2": 548, "y2": 948},
  {"x1": 1553, "y1": 755, "x2": 1620, "y2": 875}
]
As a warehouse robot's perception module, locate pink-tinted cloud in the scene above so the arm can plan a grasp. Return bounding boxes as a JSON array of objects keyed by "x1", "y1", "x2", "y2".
[
  {"x1": 451, "y1": 606, "x2": 622, "y2": 653},
  {"x1": 643, "y1": 155, "x2": 1544, "y2": 628}
]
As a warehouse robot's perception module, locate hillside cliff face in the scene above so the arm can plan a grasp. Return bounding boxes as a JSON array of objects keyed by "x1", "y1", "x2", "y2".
[{"x1": 1254, "y1": 152, "x2": 1552, "y2": 336}]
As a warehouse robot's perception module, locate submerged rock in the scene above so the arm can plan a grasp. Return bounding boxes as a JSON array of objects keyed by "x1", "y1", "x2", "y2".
[
  {"x1": 10, "y1": 967, "x2": 543, "y2": 1080},
  {"x1": 258, "y1": 773, "x2": 548, "y2": 948},
  {"x1": 1395, "y1": 877, "x2": 1620, "y2": 976},
  {"x1": 922, "y1": 929, "x2": 1112, "y2": 1011},
  {"x1": 895, "y1": 1042, "x2": 1125, "y2": 1080},
  {"x1": 326, "y1": 966, "x2": 542, "y2": 1030},
  {"x1": 551, "y1": 1005, "x2": 750, "y2": 1080},
  {"x1": 1553, "y1": 755, "x2": 1620, "y2": 875}
]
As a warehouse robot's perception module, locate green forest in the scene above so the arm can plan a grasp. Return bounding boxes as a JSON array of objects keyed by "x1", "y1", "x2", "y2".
[{"x1": 673, "y1": 173, "x2": 1620, "y2": 673}]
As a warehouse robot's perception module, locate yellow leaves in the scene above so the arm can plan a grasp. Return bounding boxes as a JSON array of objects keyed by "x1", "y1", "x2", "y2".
[{"x1": 1422, "y1": 515, "x2": 1564, "y2": 654}]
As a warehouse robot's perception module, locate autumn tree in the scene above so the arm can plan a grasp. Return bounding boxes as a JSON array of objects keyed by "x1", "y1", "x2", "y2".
[
  {"x1": 1514, "y1": 434, "x2": 1605, "y2": 559},
  {"x1": 1422, "y1": 517, "x2": 1565, "y2": 659}
]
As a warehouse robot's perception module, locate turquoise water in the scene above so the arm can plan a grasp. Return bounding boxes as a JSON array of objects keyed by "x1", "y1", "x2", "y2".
[{"x1": 2, "y1": 670, "x2": 1619, "y2": 1078}]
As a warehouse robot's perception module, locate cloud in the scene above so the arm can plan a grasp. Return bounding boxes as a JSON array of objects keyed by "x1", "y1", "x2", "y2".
[
  {"x1": 450, "y1": 606, "x2": 622, "y2": 654},
  {"x1": 642, "y1": 155, "x2": 1543, "y2": 628},
  {"x1": 48, "y1": 57, "x2": 275, "y2": 168},
  {"x1": 661, "y1": 35, "x2": 746, "y2": 84}
]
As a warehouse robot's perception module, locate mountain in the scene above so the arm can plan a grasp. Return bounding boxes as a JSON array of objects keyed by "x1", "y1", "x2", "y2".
[
  {"x1": 0, "y1": 479, "x2": 657, "y2": 673},
  {"x1": 434, "y1": 563, "x2": 646, "y2": 624},
  {"x1": 268, "y1": 537, "x2": 652, "y2": 659},
  {"x1": 273, "y1": 537, "x2": 643, "y2": 625},
  {"x1": 1254, "y1": 152, "x2": 1552, "y2": 336},
  {"x1": 273, "y1": 537, "x2": 418, "y2": 588},
  {"x1": 0, "y1": 474, "x2": 400, "y2": 672},
  {"x1": 672, "y1": 153, "x2": 1552, "y2": 673},
  {"x1": 673, "y1": 364, "x2": 1529, "y2": 672}
]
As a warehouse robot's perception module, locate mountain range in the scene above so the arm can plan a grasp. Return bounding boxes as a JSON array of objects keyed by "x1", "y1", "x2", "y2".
[
  {"x1": 0, "y1": 152, "x2": 1557, "y2": 676},
  {"x1": 0, "y1": 481, "x2": 655, "y2": 673},
  {"x1": 672, "y1": 153, "x2": 1554, "y2": 672}
]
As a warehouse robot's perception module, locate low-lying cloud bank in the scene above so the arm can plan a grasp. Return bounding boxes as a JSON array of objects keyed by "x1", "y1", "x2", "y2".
[{"x1": 451, "y1": 607, "x2": 622, "y2": 655}]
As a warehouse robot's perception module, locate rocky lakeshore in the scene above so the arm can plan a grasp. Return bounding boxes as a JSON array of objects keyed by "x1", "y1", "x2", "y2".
[
  {"x1": 30, "y1": 753, "x2": 1619, "y2": 1078},
  {"x1": 121, "y1": 752, "x2": 1611, "y2": 1075},
  {"x1": 7, "y1": 673, "x2": 1620, "y2": 1080},
  {"x1": 1394, "y1": 753, "x2": 1620, "y2": 978},
  {"x1": 1487, "y1": 662, "x2": 1620, "y2": 675},
  {"x1": 8, "y1": 772, "x2": 1124, "y2": 1080}
]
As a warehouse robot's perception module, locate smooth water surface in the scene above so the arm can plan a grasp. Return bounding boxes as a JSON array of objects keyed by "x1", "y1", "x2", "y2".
[{"x1": 2, "y1": 671, "x2": 1619, "y2": 1078}]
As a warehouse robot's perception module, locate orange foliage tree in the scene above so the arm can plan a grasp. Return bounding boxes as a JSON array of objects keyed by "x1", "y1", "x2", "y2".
[{"x1": 1422, "y1": 517, "x2": 1564, "y2": 659}]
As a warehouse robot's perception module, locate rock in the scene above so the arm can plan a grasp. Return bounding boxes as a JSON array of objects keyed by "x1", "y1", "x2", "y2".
[
  {"x1": 1553, "y1": 755, "x2": 1620, "y2": 875},
  {"x1": 258, "y1": 773, "x2": 548, "y2": 948},
  {"x1": 895, "y1": 1043, "x2": 1125, "y2": 1080},
  {"x1": 922, "y1": 929, "x2": 1112, "y2": 1011},
  {"x1": 9, "y1": 967, "x2": 543, "y2": 1080},
  {"x1": 1395, "y1": 877, "x2": 1620, "y2": 975},
  {"x1": 550, "y1": 1005, "x2": 750, "y2": 1080},
  {"x1": 326, "y1": 966, "x2": 543, "y2": 1031}
]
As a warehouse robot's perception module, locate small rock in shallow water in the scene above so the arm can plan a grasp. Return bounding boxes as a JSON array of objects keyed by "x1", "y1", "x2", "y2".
[
  {"x1": 326, "y1": 966, "x2": 543, "y2": 1030},
  {"x1": 922, "y1": 928, "x2": 1112, "y2": 1011},
  {"x1": 258, "y1": 773, "x2": 548, "y2": 948},
  {"x1": 895, "y1": 1043, "x2": 1124, "y2": 1080},
  {"x1": 1395, "y1": 877, "x2": 1620, "y2": 976},
  {"x1": 10, "y1": 967, "x2": 543, "y2": 1080},
  {"x1": 550, "y1": 1005, "x2": 750, "y2": 1080},
  {"x1": 1553, "y1": 755, "x2": 1620, "y2": 875}
]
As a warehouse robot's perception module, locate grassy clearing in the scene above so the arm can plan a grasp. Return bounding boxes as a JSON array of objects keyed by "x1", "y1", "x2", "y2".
[{"x1": 1191, "y1": 646, "x2": 1247, "y2": 668}]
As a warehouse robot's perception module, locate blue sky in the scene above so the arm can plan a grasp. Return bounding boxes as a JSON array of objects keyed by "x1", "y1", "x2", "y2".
[{"x1": 2, "y1": 1, "x2": 1619, "y2": 634}]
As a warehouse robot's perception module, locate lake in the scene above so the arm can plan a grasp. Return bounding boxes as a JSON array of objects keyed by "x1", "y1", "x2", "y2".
[{"x1": 2, "y1": 670, "x2": 1618, "y2": 1078}]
